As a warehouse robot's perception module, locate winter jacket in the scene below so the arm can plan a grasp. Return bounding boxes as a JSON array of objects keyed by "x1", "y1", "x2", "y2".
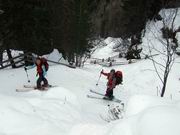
[
  {"x1": 26, "y1": 62, "x2": 47, "y2": 76},
  {"x1": 36, "y1": 63, "x2": 46, "y2": 76},
  {"x1": 101, "y1": 72, "x2": 116, "y2": 89}
]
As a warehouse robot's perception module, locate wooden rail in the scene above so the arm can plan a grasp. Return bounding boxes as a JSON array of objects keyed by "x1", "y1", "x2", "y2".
[
  {"x1": 0, "y1": 52, "x2": 76, "y2": 69},
  {"x1": 0, "y1": 52, "x2": 31, "y2": 69}
]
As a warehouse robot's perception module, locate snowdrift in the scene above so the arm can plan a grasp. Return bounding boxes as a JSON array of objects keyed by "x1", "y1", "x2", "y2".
[
  {"x1": 69, "y1": 95, "x2": 180, "y2": 135},
  {"x1": 122, "y1": 95, "x2": 180, "y2": 135},
  {"x1": 0, "y1": 87, "x2": 81, "y2": 135}
]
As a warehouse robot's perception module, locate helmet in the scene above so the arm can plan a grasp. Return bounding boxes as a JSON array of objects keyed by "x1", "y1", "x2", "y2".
[{"x1": 110, "y1": 69, "x2": 115, "y2": 74}]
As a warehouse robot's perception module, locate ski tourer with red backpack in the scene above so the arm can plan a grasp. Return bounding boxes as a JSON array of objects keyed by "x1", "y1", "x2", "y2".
[
  {"x1": 87, "y1": 69, "x2": 123, "y2": 103},
  {"x1": 24, "y1": 57, "x2": 49, "y2": 90},
  {"x1": 101, "y1": 69, "x2": 123, "y2": 100}
]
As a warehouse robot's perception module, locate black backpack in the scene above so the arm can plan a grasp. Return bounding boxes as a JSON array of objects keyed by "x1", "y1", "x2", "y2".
[{"x1": 115, "y1": 71, "x2": 123, "y2": 85}]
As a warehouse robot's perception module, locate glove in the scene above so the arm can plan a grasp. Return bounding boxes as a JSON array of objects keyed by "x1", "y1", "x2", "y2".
[
  {"x1": 100, "y1": 70, "x2": 104, "y2": 74},
  {"x1": 24, "y1": 67, "x2": 27, "y2": 71}
]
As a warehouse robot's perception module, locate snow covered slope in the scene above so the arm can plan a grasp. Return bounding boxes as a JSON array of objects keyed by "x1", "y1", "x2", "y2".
[
  {"x1": 91, "y1": 37, "x2": 122, "y2": 59},
  {"x1": 1, "y1": 56, "x2": 180, "y2": 135},
  {"x1": 0, "y1": 8, "x2": 180, "y2": 135}
]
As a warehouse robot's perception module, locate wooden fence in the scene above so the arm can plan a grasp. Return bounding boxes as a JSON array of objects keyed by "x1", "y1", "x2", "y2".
[
  {"x1": 0, "y1": 52, "x2": 76, "y2": 70},
  {"x1": 90, "y1": 54, "x2": 159, "y2": 67}
]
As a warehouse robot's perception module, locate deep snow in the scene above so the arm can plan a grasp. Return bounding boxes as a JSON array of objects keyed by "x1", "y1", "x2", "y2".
[
  {"x1": 1, "y1": 54, "x2": 180, "y2": 135},
  {"x1": 0, "y1": 8, "x2": 180, "y2": 135}
]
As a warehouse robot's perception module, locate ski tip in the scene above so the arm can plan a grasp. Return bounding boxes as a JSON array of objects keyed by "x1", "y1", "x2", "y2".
[{"x1": 48, "y1": 85, "x2": 58, "y2": 88}]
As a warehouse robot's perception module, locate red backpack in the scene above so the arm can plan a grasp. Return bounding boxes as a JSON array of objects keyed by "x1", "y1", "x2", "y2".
[{"x1": 115, "y1": 71, "x2": 123, "y2": 85}]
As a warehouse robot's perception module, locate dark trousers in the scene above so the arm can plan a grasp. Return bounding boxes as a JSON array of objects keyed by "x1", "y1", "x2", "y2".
[
  {"x1": 105, "y1": 88, "x2": 113, "y2": 98},
  {"x1": 37, "y1": 74, "x2": 48, "y2": 88}
]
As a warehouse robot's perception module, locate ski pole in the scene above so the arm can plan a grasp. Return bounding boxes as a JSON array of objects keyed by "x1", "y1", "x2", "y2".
[
  {"x1": 24, "y1": 68, "x2": 30, "y2": 83},
  {"x1": 96, "y1": 69, "x2": 103, "y2": 86}
]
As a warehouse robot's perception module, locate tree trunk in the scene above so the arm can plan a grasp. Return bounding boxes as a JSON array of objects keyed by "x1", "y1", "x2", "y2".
[
  {"x1": 75, "y1": 55, "x2": 83, "y2": 67},
  {"x1": 161, "y1": 74, "x2": 168, "y2": 97},
  {"x1": 24, "y1": 51, "x2": 34, "y2": 66},
  {"x1": 68, "y1": 52, "x2": 75, "y2": 65},
  {"x1": 75, "y1": 55, "x2": 79, "y2": 67},
  {"x1": 161, "y1": 54, "x2": 170, "y2": 97},
  {"x1": 0, "y1": 49, "x2": 3, "y2": 67},
  {"x1": 6, "y1": 48, "x2": 16, "y2": 68}
]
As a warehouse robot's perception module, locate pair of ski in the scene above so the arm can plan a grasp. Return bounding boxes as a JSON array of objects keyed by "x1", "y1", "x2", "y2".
[
  {"x1": 87, "y1": 89, "x2": 122, "y2": 104},
  {"x1": 16, "y1": 85, "x2": 56, "y2": 92}
]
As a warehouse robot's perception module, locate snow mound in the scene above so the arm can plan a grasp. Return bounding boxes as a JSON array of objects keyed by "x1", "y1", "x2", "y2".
[
  {"x1": 68, "y1": 95, "x2": 180, "y2": 135},
  {"x1": 137, "y1": 106, "x2": 180, "y2": 135},
  {"x1": 69, "y1": 124, "x2": 107, "y2": 135},
  {"x1": 110, "y1": 95, "x2": 180, "y2": 135},
  {"x1": 125, "y1": 95, "x2": 173, "y2": 116},
  {"x1": 0, "y1": 87, "x2": 81, "y2": 135}
]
